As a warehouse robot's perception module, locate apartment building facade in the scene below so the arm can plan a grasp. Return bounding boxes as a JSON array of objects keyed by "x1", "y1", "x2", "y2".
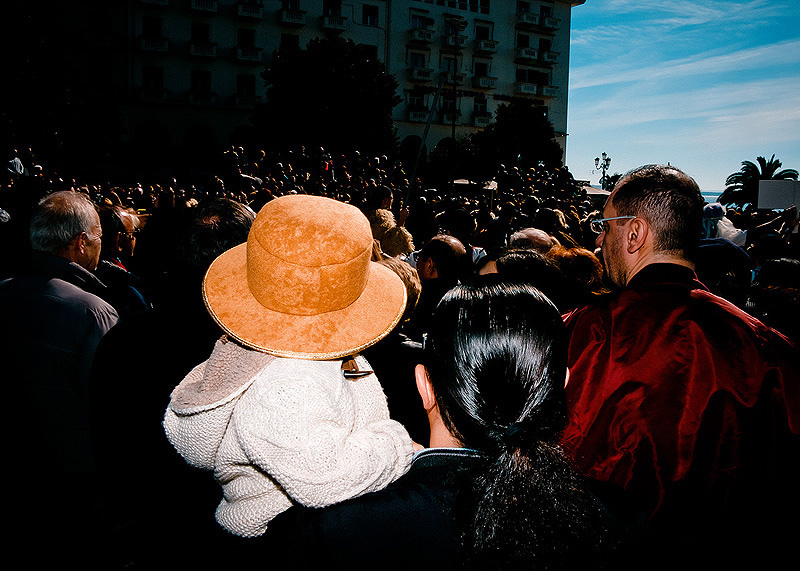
[{"x1": 69, "y1": 0, "x2": 585, "y2": 163}]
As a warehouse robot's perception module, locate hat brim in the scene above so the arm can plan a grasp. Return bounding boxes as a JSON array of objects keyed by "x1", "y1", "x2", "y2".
[{"x1": 203, "y1": 243, "x2": 407, "y2": 360}]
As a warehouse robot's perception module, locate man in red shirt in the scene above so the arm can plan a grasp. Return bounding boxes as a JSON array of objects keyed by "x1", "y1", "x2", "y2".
[{"x1": 561, "y1": 165, "x2": 799, "y2": 567}]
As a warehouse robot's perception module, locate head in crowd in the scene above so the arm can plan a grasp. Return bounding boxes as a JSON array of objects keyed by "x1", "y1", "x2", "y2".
[
  {"x1": 377, "y1": 256, "x2": 421, "y2": 324},
  {"x1": 547, "y1": 245, "x2": 607, "y2": 307},
  {"x1": 419, "y1": 282, "x2": 614, "y2": 568},
  {"x1": 99, "y1": 205, "x2": 140, "y2": 262},
  {"x1": 179, "y1": 198, "x2": 256, "y2": 275},
  {"x1": 509, "y1": 227, "x2": 558, "y2": 253},
  {"x1": 30, "y1": 190, "x2": 103, "y2": 271},
  {"x1": 364, "y1": 185, "x2": 394, "y2": 211},
  {"x1": 494, "y1": 248, "x2": 567, "y2": 311},
  {"x1": 609, "y1": 164, "x2": 703, "y2": 262},
  {"x1": 416, "y1": 234, "x2": 469, "y2": 283}
]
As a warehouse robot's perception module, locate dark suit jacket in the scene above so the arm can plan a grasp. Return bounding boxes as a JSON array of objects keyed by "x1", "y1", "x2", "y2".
[{"x1": 246, "y1": 448, "x2": 484, "y2": 571}]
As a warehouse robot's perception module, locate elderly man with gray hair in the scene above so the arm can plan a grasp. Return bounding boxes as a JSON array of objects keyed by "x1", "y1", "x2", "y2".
[{"x1": 0, "y1": 190, "x2": 119, "y2": 569}]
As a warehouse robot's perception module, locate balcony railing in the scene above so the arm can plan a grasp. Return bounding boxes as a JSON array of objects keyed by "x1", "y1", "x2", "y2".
[
  {"x1": 140, "y1": 0, "x2": 169, "y2": 6},
  {"x1": 321, "y1": 15, "x2": 347, "y2": 31},
  {"x1": 541, "y1": 85, "x2": 558, "y2": 97},
  {"x1": 472, "y1": 76, "x2": 497, "y2": 90},
  {"x1": 237, "y1": 3, "x2": 264, "y2": 19},
  {"x1": 515, "y1": 13, "x2": 539, "y2": 27},
  {"x1": 440, "y1": 111, "x2": 461, "y2": 124},
  {"x1": 190, "y1": 42, "x2": 218, "y2": 57},
  {"x1": 140, "y1": 36, "x2": 169, "y2": 52},
  {"x1": 188, "y1": 91, "x2": 217, "y2": 105},
  {"x1": 542, "y1": 51, "x2": 559, "y2": 64},
  {"x1": 542, "y1": 17, "x2": 560, "y2": 30},
  {"x1": 441, "y1": 71, "x2": 466, "y2": 85},
  {"x1": 137, "y1": 87, "x2": 169, "y2": 102},
  {"x1": 514, "y1": 82, "x2": 539, "y2": 96},
  {"x1": 279, "y1": 9, "x2": 306, "y2": 26},
  {"x1": 473, "y1": 112, "x2": 492, "y2": 128},
  {"x1": 514, "y1": 47, "x2": 538, "y2": 62},
  {"x1": 236, "y1": 46, "x2": 263, "y2": 61},
  {"x1": 191, "y1": 0, "x2": 218, "y2": 12},
  {"x1": 408, "y1": 109, "x2": 429, "y2": 122},
  {"x1": 474, "y1": 39, "x2": 498, "y2": 53},
  {"x1": 408, "y1": 28, "x2": 434, "y2": 43},
  {"x1": 444, "y1": 34, "x2": 468, "y2": 49},
  {"x1": 407, "y1": 67, "x2": 434, "y2": 82}
]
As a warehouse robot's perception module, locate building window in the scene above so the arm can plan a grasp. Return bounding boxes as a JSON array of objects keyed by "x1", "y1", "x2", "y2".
[
  {"x1": 191, "y1": 69, "x2": 211, "y2": 94},
  {"x1": 408, "y1": 90, "x2": 427, "y2": 110},
  {"x1": 474, "y1": 97, "x2": 488, "y2": 114},
  {"x1": 363, "y1": 5, "x2": 379, "y2": 26},
  {"x1": 411, "y1": 13, "x2": 429, "y2": 29},
  {"x1": 280, "y1": 33, "x2": 300, "y2": 49},
  {"x1": 323, "y1": 0, "x2": 341, "y2": 17},
  {"x1": 238, "y1": 28, "x2": 256, "y2": 48},
  {"x1": 237, "y1": 74, "x2": 256, "y2": 98},
  {"x1": 474, "y1": 59, "x2": 490, "y2": 77},
  {"x1": 408, "y1": 51, "x2": 427, "y2": 68},
  {"x1": 475, "y1": 23, "x2": 492, "y2": 41},
  {"x1": 540, "y1": 4, "x2": 553, "y2": 18},
  {"x1": 516, "y1": 1, "x2": 531, "y2": 13},
  {"x1": 441, "y1": 54, "x2": 458, "y2": 72},
  {"x1": 142, "y1": 17, "x2": 163, "y2": 38},
  {"x1": 142, "y1": 66, "x2": 163, "y2": 97},
  {"x1": 282, "y1": 0, "x2": 300, "y2": 10},
  {"x1": 191, "y1": 22, "x2": 211, "y2": 43},
  {"x1": 517, "y1": 33, "x2": 530, "y2": 48},
  {"x1": 516, "y1": 68, "x2": 548, "y2": 84}
]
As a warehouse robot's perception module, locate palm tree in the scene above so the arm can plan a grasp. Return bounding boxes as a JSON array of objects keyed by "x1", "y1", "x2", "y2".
[{"x1": 719, "y1": 155, "x2": 798, "y2": 208}]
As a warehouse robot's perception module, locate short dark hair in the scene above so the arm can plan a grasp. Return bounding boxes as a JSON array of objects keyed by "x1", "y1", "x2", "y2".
[
  {"x1": 181, "y1": 198, "x2": 256, "y2": 273},
  {"x1": 612, "y1": 164, "x2": 703, "y2": 260}
]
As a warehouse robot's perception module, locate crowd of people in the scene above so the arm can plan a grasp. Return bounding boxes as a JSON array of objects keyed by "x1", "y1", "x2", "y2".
[{"x1": 1, "y1": 144, "x2": 799, "y2": 570}]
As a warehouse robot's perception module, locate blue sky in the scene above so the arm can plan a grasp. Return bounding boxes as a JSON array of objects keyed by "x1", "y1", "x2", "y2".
[{"x1": 565, "y1": 0, "x2": 800, "y2": 191}]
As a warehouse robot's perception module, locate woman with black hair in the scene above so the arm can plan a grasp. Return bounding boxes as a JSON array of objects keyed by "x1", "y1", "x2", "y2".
[{"x1": 247, "y1": 282, "x2": 633, "y2": 570}]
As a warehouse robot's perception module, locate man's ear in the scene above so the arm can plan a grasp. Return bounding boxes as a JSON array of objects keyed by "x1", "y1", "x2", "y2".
[
  {"x1": 415, "y1": 363, "x2": 437, "y2": 411},
  {"x1": 626, "y1": 217, "x2": 648, "y2": 254}
]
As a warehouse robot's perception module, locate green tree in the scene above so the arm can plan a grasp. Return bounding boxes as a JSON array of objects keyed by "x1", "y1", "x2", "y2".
[
  {"x1": 719, "y1": 154, "x2": 798, "y2": 208},
  {"x1": 465, "y1": 100, "x2": 564, "y2": 182},
  {"x1": 255, "y1": 38, "x2": 401, "y2": 157}
]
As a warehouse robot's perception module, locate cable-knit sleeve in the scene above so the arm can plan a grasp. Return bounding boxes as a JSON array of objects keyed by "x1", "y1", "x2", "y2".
[{"x1": 233, "y1": 358, "x2": 414, "y2": 508}]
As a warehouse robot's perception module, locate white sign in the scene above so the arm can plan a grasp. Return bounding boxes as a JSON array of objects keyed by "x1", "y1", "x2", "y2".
[{"x1": 758, "y1": 180, "x2": 799, "y2": 210}]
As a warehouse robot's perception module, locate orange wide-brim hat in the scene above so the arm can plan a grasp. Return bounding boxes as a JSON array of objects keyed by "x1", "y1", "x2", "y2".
[{"x1": 202, "y1": 194, "x2": 407, "y2": 360}]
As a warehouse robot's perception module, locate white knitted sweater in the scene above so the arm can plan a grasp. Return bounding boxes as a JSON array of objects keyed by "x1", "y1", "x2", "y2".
[{"x1": 164, "y1": 338, "x2": 414, "y2": 537}]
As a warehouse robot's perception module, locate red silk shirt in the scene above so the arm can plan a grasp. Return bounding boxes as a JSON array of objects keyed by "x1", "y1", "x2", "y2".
[{"x1": 561, "y1": 264, "x2": 800, "y2": 522}]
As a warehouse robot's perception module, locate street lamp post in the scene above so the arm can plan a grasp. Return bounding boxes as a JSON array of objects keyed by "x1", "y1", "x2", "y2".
[{"x1": 594, "y1": 152, "x2": 611, "y2": 190}]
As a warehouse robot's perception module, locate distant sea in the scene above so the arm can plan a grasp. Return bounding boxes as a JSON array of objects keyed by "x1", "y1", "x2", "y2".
[{"x1": 702, "y1": 190, "x2": 723, "y2": 203}]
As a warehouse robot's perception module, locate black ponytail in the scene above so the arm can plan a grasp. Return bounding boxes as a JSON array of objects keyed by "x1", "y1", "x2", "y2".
[{"x1": 424, "y1": 282, "x2": 619, "y2": 569}]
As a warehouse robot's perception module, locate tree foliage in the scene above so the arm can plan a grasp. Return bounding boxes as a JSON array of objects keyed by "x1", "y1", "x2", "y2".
[
  {"x1": 255, "y1": 38, "x2": 401, "y2": 157},
  {"x1": 719, "y1": 154, "x2": 798, "y2": 208}
]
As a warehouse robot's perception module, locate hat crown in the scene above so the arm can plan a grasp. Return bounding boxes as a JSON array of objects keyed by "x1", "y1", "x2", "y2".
[{"x1": 246, "y1": 195, "x2": 373, "y2": 316}]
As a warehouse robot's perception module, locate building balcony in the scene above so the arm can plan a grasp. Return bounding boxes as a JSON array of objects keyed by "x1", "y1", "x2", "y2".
[
  {"x1": 440, "y1": 110, "x2": 462, "y2": 124},
  {"x1": 408, "y1": 109, "x2": 430, "y2": 122},
  {"x1": 541, "y1": 85, "x2": 558, "y2": 97},
  {"x1": 542, "y1": 17, "x2": 560, "y2": 30},
  {"x1": 515, "y1": 12, "x2": 540, "y2": 27},
  {"x1": 541, "y1": 50, "x2": 559, "y2": 64},
  {"x1": 139, "y1": 36, "x2": 169, "y2": 52},
  {"x1": 514, "y1": 82, "x2": 539, "y2": 96},
  {"x1": 137, "y1": 87, "x2": 170, "y2": 102},
  {"x1": 190, "y1": 42, "x2": 218, "y2": 57},
  {"x1": 408, "y1": 28, "x2": 434, "y2": 44},
  {"x1": 234, "y1": 94, "x2": 262, "y2": 107},
  {"x1": 236, "y1": 46, "x2": 263, "y2": 62},
  {"x1": 474, "y1": 39, "x2": 498, "y2": 54},
  {"x1": 237, "y1": 2, "x2": 264, "y2": 19},
  {"x1": 320, "y1": 15, "x2": 347, "y2": 32},
  {"x1": 191, "y1": 0, "x2": 218, "y2": 12},
  {"x1": 441, "y1": 71, "x2": 466, "y2": 85},
  {"x1": 140, "y1": 0, "x2": 169, "y2": 6},
  {"x1": 278, "y1": 9, "x2": 306, "y2": 26},
  {"x1": 514, "y1": 47, "x2": 539, "y2": 62},
  {"x1": 473, "y1": 112, "x2": 492, "y2": 128},
  {"x1": 472, "y1": 76, "x2": 497, "y2": 90},
  {"x1": 188, "y1": 91, "x2": 217, "y2": 106},
  {"x1": 444, "y1": 34, "x2": 468, "y2": 49},
  {"x1": 407, "y1": 67, "x2": 434, "y2": 83}
]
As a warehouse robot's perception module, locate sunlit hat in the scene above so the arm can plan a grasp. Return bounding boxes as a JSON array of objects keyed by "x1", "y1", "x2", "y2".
[{"x1": 203, "y1": 194, "x2": 407, "y2": 360}]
